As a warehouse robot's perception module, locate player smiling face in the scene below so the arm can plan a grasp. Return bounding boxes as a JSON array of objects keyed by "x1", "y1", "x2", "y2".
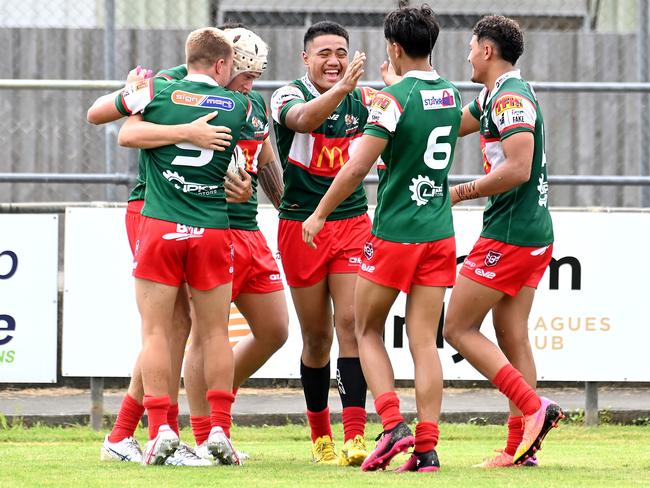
[
  {"x1": 303, "y1": 34, "x2": 349, "y2": 93},
  {"x1": 467, "y1": 35, "x2": 487, "y2": 84}
]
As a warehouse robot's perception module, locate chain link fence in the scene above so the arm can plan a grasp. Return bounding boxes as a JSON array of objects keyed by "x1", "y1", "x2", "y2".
[{"x1": 0, "y1": 0, "x2": 648, "y2": 206}]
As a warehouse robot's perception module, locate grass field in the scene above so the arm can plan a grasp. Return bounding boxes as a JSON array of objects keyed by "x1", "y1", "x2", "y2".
[{"x1": 1, "y1": 422, "x2": 649, "y2": 487}]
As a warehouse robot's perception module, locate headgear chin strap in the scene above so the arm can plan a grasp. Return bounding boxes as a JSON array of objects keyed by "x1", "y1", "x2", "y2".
[{"x1": 223, "y1": 28, "x2": 269, "y2": 81}]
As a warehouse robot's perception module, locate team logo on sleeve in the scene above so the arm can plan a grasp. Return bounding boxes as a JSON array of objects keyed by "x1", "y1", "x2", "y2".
[
  {"x1": 421, "y1": 89, "x2": 456, "y2": 110},
  {"x1": 172, "y1": 90, "x2": 235, "y2": 111},
  {"x1": 484, "y1": 250, "x2": 502, "y2": 267},
  {"x1": 409, "y1": 175, "x2": 443, "y2": 206},
  {"x1": 493, "y1": 95, "x2": 523, "y2": 116},
  {"x1": 371, "y1": 94, "x2": 392, "y2": 111}
]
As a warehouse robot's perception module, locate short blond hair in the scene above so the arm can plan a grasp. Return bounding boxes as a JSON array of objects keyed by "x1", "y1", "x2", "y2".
[{"x1": 185, "y1": 27, "x2": 233, "y2": 69}]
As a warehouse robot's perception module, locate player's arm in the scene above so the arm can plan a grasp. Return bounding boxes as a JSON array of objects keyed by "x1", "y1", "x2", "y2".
[
  {"x1": 117, "y1": 112, "x2": 232, "y2": 151},
  {"x1": 257, "y1": 138, "x2": 284, "y2": 209},
  {"x1": 281, "y1": 51, "x2": 366, "y2": 133},
  {"x1": 458, "y1": 104, "x2": 480, "y2": 137},
  {"x1": 86, "y1": 66, "x2": 152, "y2": 125},
  {"x1": 380, "y1": 60, "x2": 402, "y2": 86},
  {"x1": 302, "y1": 134, "x2": 387, "y2": 249},
  {"x1": 451, "y1": 131, "x2": 534, "y2": 204}
]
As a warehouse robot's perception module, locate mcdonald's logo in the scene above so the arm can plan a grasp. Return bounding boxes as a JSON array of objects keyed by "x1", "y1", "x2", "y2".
[{"x1": 317, "y1": 145, "x2": 345, "y2": 169}]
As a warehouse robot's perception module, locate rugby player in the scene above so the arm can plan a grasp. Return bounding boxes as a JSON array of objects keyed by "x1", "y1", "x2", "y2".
[
  {"x1": 270, "y1": 21, "x2": 377, "y2": 465},
  {"x1": 302, "y1": 4, "x2": 461, "y2": 472},
  {"x1": 443, "y1": 15, "x2": 563, "y2": 467},
  {"x1": 89, "y1": 72, "x2": 239, "y2": 467},
  {"x1": 88, "y1": 27, "x2": 249, "y2": 465},
  {"x1": 90, "y1": 28, "x2": 287, "y2": 466},
  {"x1": 133, "y1": 27, "x2": 289, "y2": 463}
]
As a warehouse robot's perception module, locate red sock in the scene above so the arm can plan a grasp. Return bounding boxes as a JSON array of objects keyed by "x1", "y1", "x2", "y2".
[
  {"x1": 190, "y1": 415, "x2": 212, "y2": 445},
  {"x1": 374, "y1": 391, "x2": 403, "y2": 432},
  {"x1": 414, "y1": 421, "x2": 439, "y2": 453},
  {"x1": 232, "y1": 387, "x2": 239, "y2": 396},
  {"x1": 143, "y1": 395, "x2": 171, "y2": 440},
  {"x1": 505, "y1": 415, "x2": 524, "y2": 456},
  {"x1": 342, "y1": 406, "x2": 366, "y2": 442},
  {"x1": 206, "y1": 390, "x2": 235, "y2": 438},
  {"x1": 306, "y1": 407, "x2": 332, "y2": 442},
  {"x1": 491, "y1": 364, "x2": 541, "y2": 417},
  {"x1": 108, "y1": 394, "x2": 145, "y2": 443},
  {"x1": 167, "y1": 403, "x2": 180, "y2": 436}
]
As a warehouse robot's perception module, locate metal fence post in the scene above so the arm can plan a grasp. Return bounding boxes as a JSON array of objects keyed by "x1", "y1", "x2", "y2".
[
  {"x1": 639, "y1": 0, "x2": 650, "y2": 207},
  {"x1": 104, "y1": 0, "x2": 117, "y2": 202},
  {"x1": 90, "y1": 377, "x2": 105, "y2": 431},
  {"x1": 585, "y1": 381, "x2": 599, "y2": 426}
]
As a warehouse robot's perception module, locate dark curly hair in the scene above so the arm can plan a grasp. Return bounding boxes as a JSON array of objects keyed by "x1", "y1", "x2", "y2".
[
  {"x1": 384, "y1": 3, "x2": 439, "y2": 58},
  {"x1": 304, "y1": 21, "x2": 349, "y2": 50},
  {"x1": 473, "y1": 15, "x2": 524, "y2": 65}
]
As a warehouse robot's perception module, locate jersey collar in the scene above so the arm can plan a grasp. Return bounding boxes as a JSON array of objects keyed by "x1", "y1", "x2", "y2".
[
  {"x1": 184, "y1": 73, "x2": 220, "y2": 86},
  {"x1": 485, "y1": 70, "x2": 522, "y2": 104},
  {"x1": 301, "y1": 74, "x2": 322, "y2": 98},
  {"x1": 403, "y1": 70, "x2": 440, "y2": 81}
]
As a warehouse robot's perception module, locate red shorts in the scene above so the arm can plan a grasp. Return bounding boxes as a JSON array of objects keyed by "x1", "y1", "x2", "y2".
[
  {"x1": 133, "y1": 215, "x2": 233, "y2": 291},
  {"x1": 278, "y1": 213, "x2": 371, "y2": 287},
  {"x1": 125, "y1": 199, "x2": 144, "y2": 255},
  {"x1": 358, "y1": 235, "x2": 456, "y2": 293},
  {"x1": 231, "y1": 229, "x2": 284, "y2": 300},
  {"x1": 459, "y1": 237, "x2": 553, "y2": 296}
]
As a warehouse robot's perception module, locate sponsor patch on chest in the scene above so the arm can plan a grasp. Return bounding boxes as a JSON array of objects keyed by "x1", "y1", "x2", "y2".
[
  {"x1": 421, "y1": 89, "x2": 456, "y2": 110},
  {"x1": 172, "y1": 90, "x2": 235, "y2": 111}
]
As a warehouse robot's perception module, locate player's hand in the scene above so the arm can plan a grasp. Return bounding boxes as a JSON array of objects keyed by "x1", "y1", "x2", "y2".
[
  {"x1": 225, "y1": 167, "x2": 253, "y2": 203},
  {"x1": 450, "y1": 185, "x2": 461, "y2": 206},
  {"x1": 302, "y1": 214, "x2": 325, "y2": 250},
  {"x1": 125, "y1": 65, "x2": 153, "y2": 84},
  {"x1": 380, "y1": 61, "x2": 401, "y2": 86},
  {"x1": 336, "y1": 51, "x2": 366, "y2": 94},
  {"x1": 186, "y1": 112, "x2": 232, "y2": 151}
]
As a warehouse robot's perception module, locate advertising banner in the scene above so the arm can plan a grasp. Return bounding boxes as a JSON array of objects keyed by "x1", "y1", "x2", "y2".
[
  {"x1": 0, "y1": 215, "x2": 58, "y2": 383},
  {"x1": 62, "y1": 207, "x2": 650, "y2": 381}
]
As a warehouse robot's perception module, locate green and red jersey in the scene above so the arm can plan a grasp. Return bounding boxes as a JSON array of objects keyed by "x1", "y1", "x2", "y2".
[
  {"x1": 115, "y1": 74, "x2": 249, "y2": 229},
  {"x1": 138, "y1": 64, "x2": 268, "y2": 230},
  {"x1": 227, "y1": 90, "x2": 269, "y2": 231},
  {"x1": 468, "y1": 70, "x2": 554, "y2": 246},
  {"x1": 364, "y1": 71, "x2": 462, "y2": 243},
  {"x1": 271, "y1": 75, "x2": 377, "y2": 221}
]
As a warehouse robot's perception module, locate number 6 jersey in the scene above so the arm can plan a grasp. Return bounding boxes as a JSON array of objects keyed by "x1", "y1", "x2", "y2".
[{"x1": 364, "y1": 70, "x2": 462, "y2": 243}]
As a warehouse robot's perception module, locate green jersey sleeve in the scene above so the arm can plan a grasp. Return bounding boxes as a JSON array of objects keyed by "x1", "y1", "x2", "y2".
[
  {"x1": 270, "y1": 84, "x2": 305, "y2": 126},
  {"x1": 468, "y1": 87, "x2": 488, "y2": 120},
  {"x1": 491, "y1": 91, "x2": 537, "y2": 140},
  {"x1": 114, "y1": 77, "x2": 156, "y2": 115},
  {"x1": 353, "y1": 86, "x2": 379, "y2": 109},
  {"x1": 363, "y1": 90, "x2": 403, "y2": 141}
]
